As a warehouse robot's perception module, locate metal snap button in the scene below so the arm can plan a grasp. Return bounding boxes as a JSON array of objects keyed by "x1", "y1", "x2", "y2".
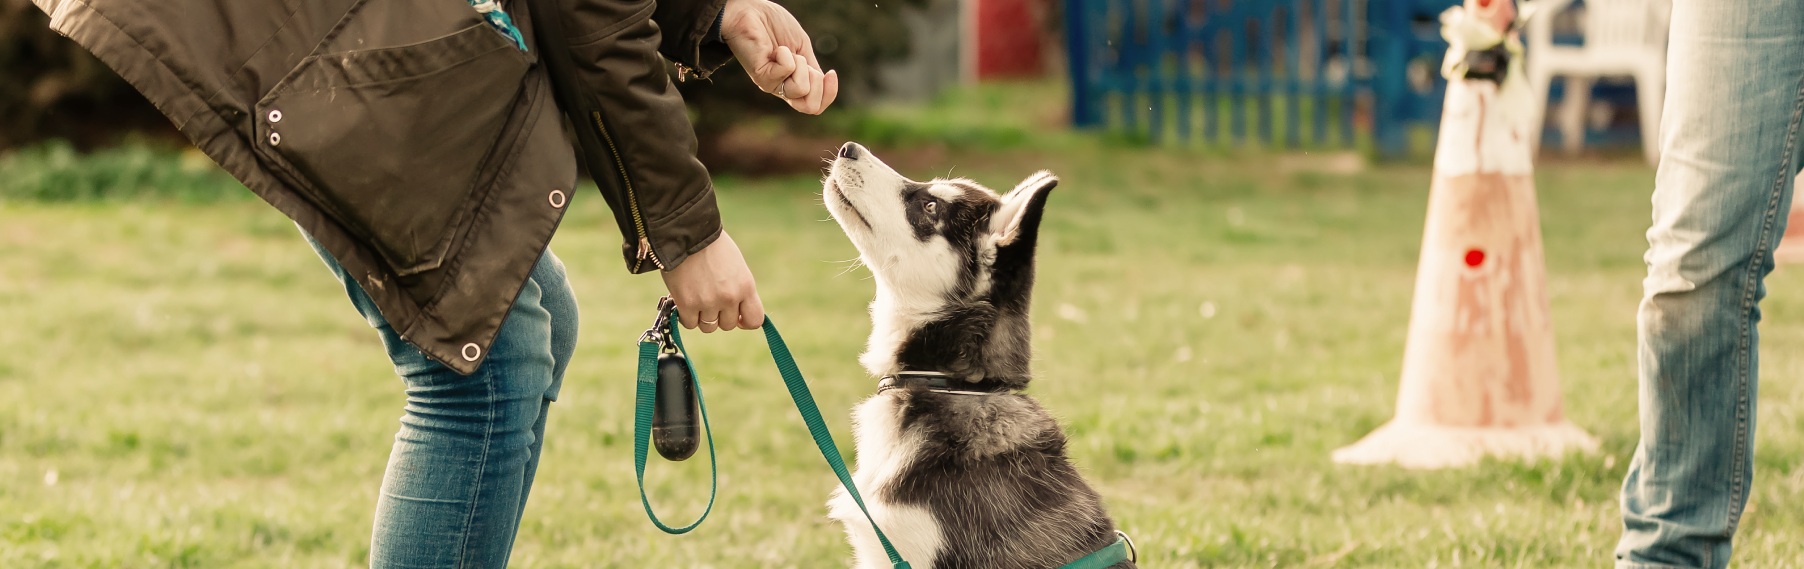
[
  {"x1": 461, "y1": 343, "x2": 481, "y2": 361},
  {"x1": 268, "y1": 132, "x2": 282, "y2": 146},
  {"x1": 548, "y1": 189, "x2": 567, "y2": 208},
  {"x1": 267, "y1": 109, "x2": 282, "y2": 123}
]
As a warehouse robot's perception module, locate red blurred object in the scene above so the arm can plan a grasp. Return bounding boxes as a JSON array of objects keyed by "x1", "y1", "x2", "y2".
[
  {"x1": 969, "y1": 0, "x2": 1048, "y2": 79},
  {"x1": 1775, "y1": 174, "x2": 1804, "y2": 264},
  {"x1": 1464, "y1": 249, "x2": 1486, "y2": 268}
]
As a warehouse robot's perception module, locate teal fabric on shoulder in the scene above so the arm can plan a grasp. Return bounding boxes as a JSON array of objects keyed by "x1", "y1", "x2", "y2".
[{"x1": 469, "y1": 0, "x2": 528, "y2": 51}]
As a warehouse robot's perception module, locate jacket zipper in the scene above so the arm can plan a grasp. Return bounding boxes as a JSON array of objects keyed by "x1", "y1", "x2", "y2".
[{"x1": 590, "y1": 110, "x2": 664, "y2": 272}]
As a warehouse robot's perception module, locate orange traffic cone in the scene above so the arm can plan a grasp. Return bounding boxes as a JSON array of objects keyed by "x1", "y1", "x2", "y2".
[
  {"x1": 1333, "y1": 0, "x2": 1598, "y2": 468},
  {"x1": 1775, "y1": 172, "x2": 1804, "y2": 264}
]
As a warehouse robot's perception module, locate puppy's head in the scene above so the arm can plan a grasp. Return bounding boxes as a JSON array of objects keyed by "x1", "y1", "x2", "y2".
[{"x1": 823, "y1": 142, "x2": 1056, "y2": 311}]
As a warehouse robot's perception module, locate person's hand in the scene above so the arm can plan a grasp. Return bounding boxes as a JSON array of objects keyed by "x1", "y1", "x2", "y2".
[
  {"x1": 660, "y1": 231, "x2": 766, "y2": 333},
  {"x1": 721, "y1": 0, "x2": 839, "y2": 115}
]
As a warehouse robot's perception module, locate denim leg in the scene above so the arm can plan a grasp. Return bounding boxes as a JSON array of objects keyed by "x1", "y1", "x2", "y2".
[
  {"x1": 303, "y1": 235, "x2": 578, "y2": 569},
  {"x1": 1616, "y1": 2, "x2": 1804, "y2": 567},
  {"x1": 501, "y1": 251, "x2": 579, "y2": 559}
]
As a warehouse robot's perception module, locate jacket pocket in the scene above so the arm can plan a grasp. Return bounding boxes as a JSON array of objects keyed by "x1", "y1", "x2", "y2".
[{"x1": 257, "y1": 22, "x2": 531, "y2": 276}]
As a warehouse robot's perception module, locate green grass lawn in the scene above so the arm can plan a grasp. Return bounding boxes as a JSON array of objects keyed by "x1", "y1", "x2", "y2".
[{"x1": 5, "y1": 132, "x2": 1804, "y2": 566}]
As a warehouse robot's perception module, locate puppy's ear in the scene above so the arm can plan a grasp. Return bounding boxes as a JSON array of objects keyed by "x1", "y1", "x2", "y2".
[
  {"x1": 987, "y1": 171, "x2": 1056, "y2": 312},
  {"x1": 990, "y1": 171, "x2": 1058, "y2": 247}
]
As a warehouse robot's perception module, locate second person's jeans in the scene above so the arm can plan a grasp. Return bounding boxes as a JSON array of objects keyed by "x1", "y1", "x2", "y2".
[
  {"x1": 306, "y1": 235, "x2": 579, "y2": 569},
  {"x1": 1617, "y1": 1, "x2": 1804, "y2": 567}
]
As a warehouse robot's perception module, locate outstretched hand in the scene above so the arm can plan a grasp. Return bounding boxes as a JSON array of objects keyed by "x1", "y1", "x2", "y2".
[{"x1": 721, "y1": 0, "x2": 839, "y2": 115}]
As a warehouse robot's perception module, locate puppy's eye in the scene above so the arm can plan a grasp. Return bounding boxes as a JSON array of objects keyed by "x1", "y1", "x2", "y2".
[{"x1": 923, "y1": 199, "x2": 939, "y2": 214}]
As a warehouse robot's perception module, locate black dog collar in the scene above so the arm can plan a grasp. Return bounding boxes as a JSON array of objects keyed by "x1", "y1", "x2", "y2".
[{"x1": 876, "y1": 371, "x2": 1013, "y2": 396}]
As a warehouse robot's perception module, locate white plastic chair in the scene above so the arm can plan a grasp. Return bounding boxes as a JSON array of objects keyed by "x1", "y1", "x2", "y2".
[{"x1": 1526, "y1": 0, "x2": 1671, "y2": 164}]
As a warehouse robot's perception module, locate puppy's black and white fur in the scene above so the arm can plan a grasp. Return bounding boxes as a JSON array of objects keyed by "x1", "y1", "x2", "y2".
[{"x1": 822, "y1": 143, "x2": 1132, "y2": 569}]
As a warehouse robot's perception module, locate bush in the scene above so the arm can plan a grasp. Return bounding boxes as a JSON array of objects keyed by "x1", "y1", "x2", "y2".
[
  {"x1": 0, "y1": 0, "x2": 177, "y2": 150},
  {"x1": 0, "y1": 141, "x2": 250, "y2": 203}
]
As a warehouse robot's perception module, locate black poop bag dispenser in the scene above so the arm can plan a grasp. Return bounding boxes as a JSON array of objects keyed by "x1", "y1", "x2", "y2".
[{"x1": 647, "y1": 298, "x2": 701, "y2": 461}]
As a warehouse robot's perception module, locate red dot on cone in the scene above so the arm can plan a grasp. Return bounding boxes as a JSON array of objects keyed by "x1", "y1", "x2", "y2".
[
  {"x1": 1478, "y1": 0, "x2": 1494, "y2": 6},
  {"x1": 1464, "y1": 249, "x2": 1486, "y2": 268}
]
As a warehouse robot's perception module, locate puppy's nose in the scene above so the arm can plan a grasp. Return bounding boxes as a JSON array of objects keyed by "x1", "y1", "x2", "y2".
[{"x1": 838, "y1": 142, "x2": 861, "y2": 160}]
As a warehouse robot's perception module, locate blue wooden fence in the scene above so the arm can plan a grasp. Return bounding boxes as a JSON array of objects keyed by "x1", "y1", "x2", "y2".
[
  {"x1": 1066, "y1": 0, "x2": 1462, "y2": 157},
  {"x1": 1368, "y1": 0, "x2": 1466, "y2": 155}
]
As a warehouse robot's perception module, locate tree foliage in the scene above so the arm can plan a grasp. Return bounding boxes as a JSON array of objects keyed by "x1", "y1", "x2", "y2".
[{"x1": 1, "y1": 0, "x2": 174, "y2": 150}]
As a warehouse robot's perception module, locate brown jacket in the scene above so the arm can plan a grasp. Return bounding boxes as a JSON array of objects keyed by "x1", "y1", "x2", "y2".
[{"x1": 34, "y1": 0, "x2": 732, "y2": 374}]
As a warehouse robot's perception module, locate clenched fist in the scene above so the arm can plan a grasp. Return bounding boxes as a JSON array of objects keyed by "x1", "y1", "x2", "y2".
[{"x1": 721, "y1": 0, "x2": 840, "y2": 115}]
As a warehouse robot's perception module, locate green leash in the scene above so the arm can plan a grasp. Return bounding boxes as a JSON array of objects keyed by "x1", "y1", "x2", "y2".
[
  {"x1": 631, "y1": 305, "x2": 717, "y2": 534},
  {"x1": 758, "y1": 316, "x2": 913, "y2": 568},
  {"x1": 632, "y1": 303, "x2": 1135, "y2": 569}
]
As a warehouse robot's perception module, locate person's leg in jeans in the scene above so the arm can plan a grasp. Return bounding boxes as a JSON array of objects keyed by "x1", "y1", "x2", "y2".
[
  {"x1": 1617, "y1": 1, "x2": 1804, "y2": 567},
  {"x1": 305, "y1": 235, "x2": 579, "y2": 569}
]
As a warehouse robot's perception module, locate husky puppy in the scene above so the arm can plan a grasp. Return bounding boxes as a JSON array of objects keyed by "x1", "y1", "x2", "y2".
[{"x1": 821, "y1": 142, "x2": 1133, "y2": 569}]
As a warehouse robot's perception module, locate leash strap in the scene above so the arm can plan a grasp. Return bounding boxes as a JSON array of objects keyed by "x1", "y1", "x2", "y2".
[
  {"x1": 632, "y1": 311, "x2": 718, "y2": 534},
  {"x1": 1060, "y1": 535, "x2": 1133, "y2": 569},
  {"x1": 761, "y1": 318, "x2": 912, "y2": 569}
]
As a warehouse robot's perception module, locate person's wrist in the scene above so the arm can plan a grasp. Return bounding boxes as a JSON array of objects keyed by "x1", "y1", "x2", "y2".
[{"x1": 719, "y1": 0, "x2": 747, "y2": 41}]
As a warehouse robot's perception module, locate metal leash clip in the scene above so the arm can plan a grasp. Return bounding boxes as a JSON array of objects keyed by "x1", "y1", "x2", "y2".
[{"x1": 638, "y1": 296, "x2": 678, "y2": 347}]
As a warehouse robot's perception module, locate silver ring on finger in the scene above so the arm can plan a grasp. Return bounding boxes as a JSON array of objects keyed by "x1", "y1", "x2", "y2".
[
  {"x1": 701, "y1": 318, "x2": 718, "y2": 325},
  {"x1": 776, "y1": 83, "x2": 787, "y2": 99}
]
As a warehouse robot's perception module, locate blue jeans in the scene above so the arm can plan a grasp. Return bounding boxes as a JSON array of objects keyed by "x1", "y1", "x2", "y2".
[
  {"x1": 1616, "y1": 1, "x2": 1804, "y2": 567},
  {"x1": 305, "y1": 235, "x2": 578, "y2": 568}
]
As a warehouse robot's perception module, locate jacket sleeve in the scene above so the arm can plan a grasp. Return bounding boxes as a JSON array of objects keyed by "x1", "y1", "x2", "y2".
[
  {"x1": 653, "y1": 0, "x2": 735, "y2": 79},
  {"x1": 545, "y1": 0, "x2": 732, "y2": 273}
]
